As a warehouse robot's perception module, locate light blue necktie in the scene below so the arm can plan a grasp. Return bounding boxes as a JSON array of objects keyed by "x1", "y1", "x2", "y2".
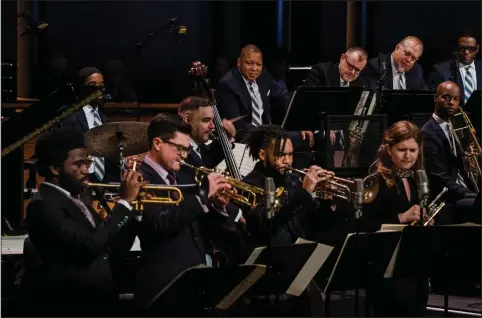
[{"x1": 463, "y1": 65, "x2": 475, "y2": 104}]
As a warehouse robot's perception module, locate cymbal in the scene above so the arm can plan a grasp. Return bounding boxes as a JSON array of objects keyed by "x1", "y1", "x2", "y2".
[{"x1": 85, "y1": 122, "x2": 149, "y2": 158}]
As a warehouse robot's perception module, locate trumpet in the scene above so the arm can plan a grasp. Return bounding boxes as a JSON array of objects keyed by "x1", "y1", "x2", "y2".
[
  {"x1": 287, "y1": 167, "x2": 354, "y2": 201},
  {"x1": 180, "y1": 161, "x2": 285, "y2": 209},
  {"x1": 411, "y1": 187, "x2": 448, "y2": 226},
  {"x1": 86, "y1": 182, "x2": 183, "y2": 210},
  {"x1": 449, "y1": 107, "x2": 481, "y2": 192}
]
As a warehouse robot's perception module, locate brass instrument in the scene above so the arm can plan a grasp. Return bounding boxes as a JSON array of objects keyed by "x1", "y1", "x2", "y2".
[
  {"x1": 180, "y1": 161, "x2": 285, "y2": 209},
  {"x1": 411, "y1": 187, "x2": 448, "y2": 226},
  {"x1": 2, "y1": 89, "x2": 103, "y2": 157},
  {"x1": 448, "y1": 107, "x2": 481, "y2": 192},
  {"x1": 288, "y1": 167, "x2": 354, "y2": 201},
  {"x1": 86, "y1": 182, "x2": 183, "y2": 211}
]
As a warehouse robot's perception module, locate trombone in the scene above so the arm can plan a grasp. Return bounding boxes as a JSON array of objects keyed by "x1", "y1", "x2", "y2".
[
  {"x1": 180, "y1": 161, "x2": 285, "y2": 209},
  {"x1": 287, "y1": 167, "x2": 354, "y2": 201},
  {"x1": 86, "y1": 182, "x2": 183, "y2": 211},
  {"x1": 449, "y1": 107, "x2": 481, "y2": 192},
  {"x1": 411, "y1": 187, "x2": 448, "y2": 226}
]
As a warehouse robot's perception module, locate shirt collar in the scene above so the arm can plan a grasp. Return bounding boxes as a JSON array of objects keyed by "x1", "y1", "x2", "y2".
[
  {"x1": 390, "y1": 54, "x2": 404, "y2": 75},
  {"x1": 83, "y1": 104, "x2": 97, "y2": 113},
  {"x1": 144, "y1": 155, "x2": 170, "y2": 182},
  {"x1": 43, "y1": 182, "x2": 71, "y2": 198},
  {"x1": 240, "y1": 72, "x2": 256, "y2": 87},
  {"x1": 459, "y1": 60, "x2": 475, "y2": 70},
  {"x1": 190, "y1": 138, "x2": 202, "y2": 158}
]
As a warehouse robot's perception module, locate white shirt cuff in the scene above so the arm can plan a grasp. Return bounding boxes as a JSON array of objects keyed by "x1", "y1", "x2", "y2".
[
  {"x1": 234, "y1": 209, "x2": 243, "y2": 223},
  {"x1": 117, "y1": 199, "x2": 133, "y2": 211},
  {"x1": 195, "y1": 195, "x2": 210, "y2": 213}
]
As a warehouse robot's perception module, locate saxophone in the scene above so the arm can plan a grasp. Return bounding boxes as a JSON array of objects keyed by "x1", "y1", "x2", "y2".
[{"x1": 342, "y1": 90, "x2": 377, "y2": 167}]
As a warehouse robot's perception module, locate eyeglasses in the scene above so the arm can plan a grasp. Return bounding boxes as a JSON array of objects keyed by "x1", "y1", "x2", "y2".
[
  {"x1": 344, "y1": 58, "x2": 363, "y2": 73},
  {"x1": 457, "y1": 45, "x2": 479, "y2": 53},
  {"x1": 164, "y1": 140, "x2": 191, "y2": 155}
]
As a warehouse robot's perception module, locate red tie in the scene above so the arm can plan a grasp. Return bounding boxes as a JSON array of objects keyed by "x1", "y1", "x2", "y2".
[{"x1": 166, "y1": 172, "x2": 180, "y2": 201}]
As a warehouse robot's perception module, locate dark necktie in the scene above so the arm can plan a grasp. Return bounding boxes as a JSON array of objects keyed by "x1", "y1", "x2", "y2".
[{"x1": 166, "y1": 172, "x2": 180, "y2": 201}]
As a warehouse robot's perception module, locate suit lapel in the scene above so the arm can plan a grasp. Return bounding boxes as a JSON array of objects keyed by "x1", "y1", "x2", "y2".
[
  {"x1": 429, "y1": 118, "x2": 457, "y2": 161},
  {"x1": 140, "y1": 162, "x2": 166, "y2": 185},
  {"x1": 77, "y1": 109, "x2": 90, "y2": 132},
  {"x1": 329, "y1": 63, "x2": 341, "y2": 87},
  {"x1": 256, "y1": 79, "x2": 271, "y2": 124},
  {"x1": 475, "y1": 60, "x2": 482, "y2": 90},
  {"x1": 231, "y1": 68, "x2": 252, "y2": 113},
  {"x1": 384, "y1": 54, "x2": 394, "y2": 89}
]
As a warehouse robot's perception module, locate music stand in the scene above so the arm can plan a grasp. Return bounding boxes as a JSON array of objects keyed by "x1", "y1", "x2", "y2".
[
  {"x1": 147, "y1": 264, "x2": 266, "y2": 316},
  {"x1": 320, "y1": 231, "x2": 402, "y2": 317},
  {"x1": 281, "y1": 86, "x2": 364, "y2": 132},
  {"x1": 381, "y1": 89, "x2": 436, "y2": 126},
  {"x1": 388, "y1": 225, "x2": 481, "y2": 316}
]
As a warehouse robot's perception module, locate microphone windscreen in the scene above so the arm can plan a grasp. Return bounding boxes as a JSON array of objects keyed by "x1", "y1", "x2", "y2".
[{"x1": 417, "y1": 169, "x2": 428, "y2": 184}]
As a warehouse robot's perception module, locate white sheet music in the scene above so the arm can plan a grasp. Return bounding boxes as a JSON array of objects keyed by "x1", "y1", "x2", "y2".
[{"x1": 215, "y1": 142, "x2": 258, "y2": 178}]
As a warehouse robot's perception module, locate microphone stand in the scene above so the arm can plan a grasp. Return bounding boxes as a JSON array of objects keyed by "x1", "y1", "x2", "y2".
[
  {"x1": 133, "y1": 17, "x2": 179, "y2": 120},
  {"x1": 353, "y1": 183, "x2": 364, "y2": 317},
  {"x1": 376, "y1": 53, "x2": 387, "y2": 111}
]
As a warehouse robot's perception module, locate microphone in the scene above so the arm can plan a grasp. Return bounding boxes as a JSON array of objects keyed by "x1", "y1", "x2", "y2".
[
  {"x1": 379, "y1": 53, "x2": 387, "y2": 73},
  {"x1": 416, "y1": 170, "x2": 430, "y2": 201},
  {"x1": 354, "y1": 178, "x2": 364, "y2": 217},
  {"x1": 264, "y1": 177, "x2": 276, "y2": 219}
]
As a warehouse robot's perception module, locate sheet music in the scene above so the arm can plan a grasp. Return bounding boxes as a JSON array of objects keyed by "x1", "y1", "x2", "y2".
[
  {"x1": 383, "y1": 239, "x2": 402, "y2": 278},
  {"x1": 215, "y1": 265, "x2": 266, "y2": 310},
  {"x1": 287, "y1": 241, "x2": 333, "y2": 296},
  {"x1": 215, "y1": 142, "x2": 257, "y2": 178},
  {"x1": 244, "y1": 246, "x2": 265, "y2": 265},
  {"x1": 379, "y1": 224, "x2": 407, "y2": 232}
]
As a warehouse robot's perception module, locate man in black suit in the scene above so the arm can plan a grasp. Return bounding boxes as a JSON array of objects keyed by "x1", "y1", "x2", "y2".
[
  {"x1": 428, "y1": 33, "x2": 481, "y2": 105},
  {"x1": 61, "y1": 67, "x2": 120, "y2": 183},
  {"x1": 24, "y1": 128, "x2": 142, "y2": 316},
  {"x1": 134, "y1": 113, "x2": 233, "y2": 313},
  {"x1": 177, "y1": 96, "x2": 250, "y2": 265},
  {"x1": 422, "y1": 81, "x2": 479, "y2": 224},
  {"x1": 362, "y1": 36, "x2": 427, "y2": 90},
  {"x1": 216, "y1": 44, "x2": 314, "y2": 149},
  {"x1": 304, "y1": 46, "x2": 368, "y2": 87}
]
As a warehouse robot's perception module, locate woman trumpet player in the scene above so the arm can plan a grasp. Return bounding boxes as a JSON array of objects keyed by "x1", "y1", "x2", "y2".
[{"x1": 362, "y1": 120, "x2": 432, "y2": 317}]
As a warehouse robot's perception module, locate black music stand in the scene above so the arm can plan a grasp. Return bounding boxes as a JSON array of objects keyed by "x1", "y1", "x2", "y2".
[
  {"x1": 463, "y1": 90, "x2": 481, "y2": 139},
  {"x1": 320, "y1": 231, "x2": 402, "y2": 317},
  {"x1": 390, "y1": 225, "x2": 481, "y2": 316},
  {"x1": 381, "y1": 89, "x2": 436, "y2": 126},
  {"x1": 147, "y1": 264, "x2": 266, "y2": 317},
  {"x1": 245, "y1": 241, "x2": 333, "y2": 298}
]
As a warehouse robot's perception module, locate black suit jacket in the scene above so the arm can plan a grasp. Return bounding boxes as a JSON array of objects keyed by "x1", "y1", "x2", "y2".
[
  {"x1": 361, "y1": 172, "x2": 419, "y2": 232},
  {"x1": 24, "y1": 183, "x2": 136, "y2": 314},
  {"x1": 216, "y1": 68, "x2": 305, "y2": 148},
  {"x1": 422, "y1": 117, "x2": 475, "y2": 202},
  {"x1": 304, "y1": 61, "x2": 365, "y2": 87},
  {"x1": 362, "y1": 53, "x2": 427, "y2": 90},
  {"x1": 428, "y1": 60, "x2": 482, "y2": 102},
  {"x1": 61, "y1": 107, "x2": 120, "y2": 182},
  {"x1": 135, "y1": 162, "x2": 208, "y2": 309}
]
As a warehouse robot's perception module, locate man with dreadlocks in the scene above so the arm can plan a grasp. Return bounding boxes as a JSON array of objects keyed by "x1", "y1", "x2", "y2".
[{"x1": 240, "y1": 124, "x2": 332, "y2": 316}]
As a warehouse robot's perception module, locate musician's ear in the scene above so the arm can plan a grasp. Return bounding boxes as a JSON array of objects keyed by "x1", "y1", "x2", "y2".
[
  {"x1": 259, "y1": 149, "x2": 266, "y2": 162},
  {"x1": 236, "y1": 58, "x2": 241, "y2": 69},
  {"x1": 182, "y1": 112, "x2": 192, "y2": 124},
  {"x1": 153, "y1": 137, "x2": 162, "y2": 152},
  {"x1": 49, "y1": 165, "x2": 60, "y2": 176}
]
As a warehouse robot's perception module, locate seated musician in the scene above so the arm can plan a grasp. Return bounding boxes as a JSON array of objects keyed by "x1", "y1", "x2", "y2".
[
  {"x1": 361, "y1": 120, "x2": 430, "y2": 317},
  {"x1": 215, "y1": 44, "x2": 314, "y2": 151},
  {"x1": 134, "y1": 113, "x2": 232, "y2": 312},
  {"x1": 421, "y1": 81, "x2": 480, "y2": 224},
  {"x1": 177, "y1": 96, "x2": 250, "y2": 265},
  {"x1": 24, "y1": 128, "x2": 142, "y2": 317}
]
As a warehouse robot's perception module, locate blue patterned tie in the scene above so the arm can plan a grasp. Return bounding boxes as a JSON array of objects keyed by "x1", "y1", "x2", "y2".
[
  {"x1": 463, "y1": 65, "x2": 475, "y2": 104},
  {"x1": 92, "y1": 109, "x2": 105, "y2": 181}
]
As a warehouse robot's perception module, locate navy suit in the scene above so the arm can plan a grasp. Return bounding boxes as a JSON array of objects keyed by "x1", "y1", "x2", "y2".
[
  {"x1": 362, "y1": 53, "x2": 427, "y2": 90},
  {"x1": 304, "y1": 61, "x2": 366, "y2": 87},
  {"x1": 24, "y1": 183, "x2": 136, "y2": 316},
  {"x1": 134, "y1": 162, "x2": 208, "y2": 310},
  {"x1": 427, "y1": 60, "x2": 482, "y2": 104},
  {"x1": 216, "y1": 68, "x2": 306, "y2": 149}
]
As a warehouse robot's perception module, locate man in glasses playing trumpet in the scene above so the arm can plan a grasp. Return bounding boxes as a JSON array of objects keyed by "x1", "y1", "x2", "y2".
[{"x1": 134, "y1": 113, "x2": 234, "y2": 311}]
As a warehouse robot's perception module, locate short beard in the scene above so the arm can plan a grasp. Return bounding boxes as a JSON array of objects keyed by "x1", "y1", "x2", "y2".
[{"x1": 58, "y1": 171, "x2": 83, "y2": 195}]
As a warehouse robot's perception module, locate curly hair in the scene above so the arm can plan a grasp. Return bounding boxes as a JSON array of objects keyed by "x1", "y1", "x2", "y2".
[
  {"x1": 243, "y1": 124, "x2": 289, "y2": 160},
  {"x1": 376, "y1": 120, "x2": 424, "y2": 186}
]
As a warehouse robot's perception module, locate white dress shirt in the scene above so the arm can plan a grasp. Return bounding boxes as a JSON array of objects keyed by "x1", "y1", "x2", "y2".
[
  {"x1": 83, "y1": 105, "x2": 103, "y2": 175},
  {"x1": 391, "y1": 55, "x2": 406, "y2": 90}
]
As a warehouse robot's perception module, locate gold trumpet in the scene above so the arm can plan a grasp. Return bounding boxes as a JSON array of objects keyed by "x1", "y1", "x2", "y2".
[
  {"x1": 86, "y1": 182, "x2": 183, "y2": 211},
  {"x1": 180, "y1": 161, "x2": 285, "y2": 209},
  {"x1": 287, "y1": 167, "x2": 354, "y2": 201},
  {"x1": 411, "y1": 187, "x2": 448, "y2": 226}
]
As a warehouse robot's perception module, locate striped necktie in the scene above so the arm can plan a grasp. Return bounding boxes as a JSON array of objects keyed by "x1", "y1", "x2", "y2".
[
  {"x1": 398, "y1": 73, "x2": 406, "y2": 90},
  {"x1": 92, "y1": 109, "x2": 105, "y2": 181},
  {"x1": 463, "y1": 65, "x2": 474, "y2": 104},
  {"x1": 248, "y1": 82, "x2": 263, "y2": 127}
]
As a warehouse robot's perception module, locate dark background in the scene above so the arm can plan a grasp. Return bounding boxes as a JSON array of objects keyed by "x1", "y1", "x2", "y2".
[{"x1": 2, "y1": 0, "x2": 481, "y2": 102}]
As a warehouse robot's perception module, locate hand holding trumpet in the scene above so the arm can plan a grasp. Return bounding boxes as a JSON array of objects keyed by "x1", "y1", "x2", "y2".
[
  {"x1": 119, "y1": 169, "x2": 147, "y2": 203},
  {"x1": 301, "y1": 165, "x2": 336, "y2": 193}
]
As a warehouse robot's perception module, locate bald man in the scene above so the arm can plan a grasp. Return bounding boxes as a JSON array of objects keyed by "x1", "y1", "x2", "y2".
[
  {"x1": 421, "y1": 81, "x2": 479, "y2": 224},
  {"x1": 215, "y1": 44, "x2": 314, "y2": 151},
  {"x1": 304, "y1": 46, "x2": 368, "y2": 87},
  {"x1": 362, "y1": 36, "x2": 427, "y2": 90}
]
